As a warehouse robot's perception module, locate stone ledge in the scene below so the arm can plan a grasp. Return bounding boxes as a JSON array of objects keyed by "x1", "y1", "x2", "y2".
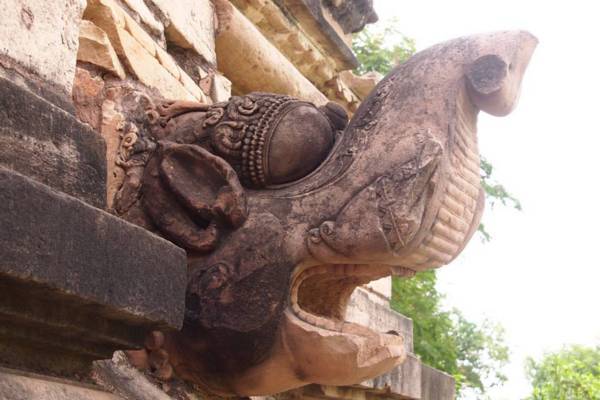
[
  {"x1": 0, "y1": 167, "x2": 187, "y2": 375},
  {"x1": 0, "y1": 76, "x2": 106, "y2": 208},
  {"x1": 356, "y1": 354, "x2": 422, "y2": 399},
  {"x1": 347, "y1": 287, "x2": 414, "y2": 353},
  {"x1": 420, "y1": 365, "x2": 455, "y2": 400},
  {"x1": 84, "y1": 0, "x2": 210, "y2": 103},
  {"x1": 281, "y1": 355, "x2": 454, "y2": 400}
]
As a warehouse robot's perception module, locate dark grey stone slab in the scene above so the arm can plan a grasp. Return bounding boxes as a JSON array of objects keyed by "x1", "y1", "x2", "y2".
[
  {"x1": 0, "y1": 167, "x2": 187, "y2": 375},
  {"x1": 0, "y1": 76, "x2": 106, "y2": 208}
]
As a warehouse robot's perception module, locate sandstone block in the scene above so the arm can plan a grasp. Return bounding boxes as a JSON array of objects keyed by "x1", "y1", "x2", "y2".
[
  {"x1": 211, "y1": 73, "x2": 232, "y2": 102},
  {"x1": 366, "y1": 276, "x2": 392, "y2": 299},
  {"x1": 78, "y1": 20, "x2": 126, "y2": 79},
  {"x1": 420, "y1": 365, "x2": 455, "y2": 400},
  {"x1": 358, "y1": 354, "x2": 423, "y2": 399},
  {"x1": 124, "y1": 11, "x2": 158, "y2": 56},
  {"x1": 0, "y1": 0, "x2": 86, "y2": 96},
  {"x1": 347, "y1": 287, "x2": 414, "y2": 353},
  {"x1": 156, "y1": 45, "x2": 181, "y2": 80},
  {"x1": 149, "y1": 0, "x2": 216, "y2": 64},
  {"x1": 178, "y1": 66, "x2": 207, "y2": 102},
  {"x1": 340, "y1": 70, "x2": 383, "y2": 100},
  {"x1": 85, "y1": 0, "x2": 205, "y2": 101},
  {"x1": 121, "y1": 0, "x2": 163, "y2": 35},
  {"x1": 118, "y1": 27, "x2": 195, "y2": 100}
]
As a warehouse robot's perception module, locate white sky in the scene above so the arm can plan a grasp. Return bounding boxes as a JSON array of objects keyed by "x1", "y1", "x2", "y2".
[{"x1": 372, "y1": 0, "x2": 600, "y2": 398}]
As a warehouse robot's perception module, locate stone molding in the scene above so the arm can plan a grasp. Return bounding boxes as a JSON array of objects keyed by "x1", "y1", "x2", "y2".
[{"x1": 149, "y1": 0, "x2": 216, "y2": 65}]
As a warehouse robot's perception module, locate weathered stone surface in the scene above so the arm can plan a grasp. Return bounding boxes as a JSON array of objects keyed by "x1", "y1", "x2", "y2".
[
  {"x1": 0, "y1": 368, "x2": 120, "y2": 400},
  {"x1": 73, "y1": 67, "x2": 106, "y2": 132},
  {"x1": 121, "y1": 0, "x2": 164, "y2": 35},
  {"x1": 93, "y1": 351, "x2": 225, "y2": 400},
  {"x1": 93, "y1": 352, "x2": 172, "y2": 400},
  {"x1": 339, "y1": 70, "x2": 382, "y2": 100},
  {"x1": 0, "y1": 76, "x2": 106, "y2": 208},
  {"x1": 0, "y1": 167, "x2": 186, "y2": 374},
  {"x1": 278, "y1": 354, "x2": 451, "y2": 399},
  {"x1": 78, "y1": 19, "x2": 127, "y2": 79},
  {"x1": 211, "y1": 73, "x2": 232, "y2": 102},
  {"x1": 346, "y1": 287, "x2": 413, "y2": 353},
  {"x1": 118, "y1": 26, "x2": 195, "y2": 100},
  {"x1": 149, "y1": 0, "x2": 216, "y2": 64},
  {"x1": 0, "y1": 0, "x2": 85, "y2": 96},
  {"x1": 84, "y1": 0, "x2": 208, "y2": 102},
  {"x1": 420, "y1": 365, "x2": 455, "y2": 400},
  {"x1": 323, "y1": 75, "x2": 360, "y2": 111},
  {"x1": 156, "y1": 46, "x2": 181, "y2": 79},
  {"x1": 101, "y1": 90, "x2": 127, "y2": 209},
  {"x1": 358, "y1": 354, "x2": 422, "y2": 399},
  {"x1": 229, "y1": 0, "x2": 337, "y2": 82},
  {"x1": 216, "y1": 2, "x2": 328, "y2": 105}
]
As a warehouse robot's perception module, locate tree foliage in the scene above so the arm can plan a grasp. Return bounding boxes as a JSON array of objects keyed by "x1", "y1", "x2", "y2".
[
  {"x1": 352, "y1": 19, "x2": 416, "y2": 75},
  {"x1": 391, "y1": 273, "x2": 509, "y2": 397},
  {"x1": 479, "y1": 157, "x2": 521, "y2": 241},
  {"x1": 525, "y1": 345, "x2": 600, "y2": 400}
]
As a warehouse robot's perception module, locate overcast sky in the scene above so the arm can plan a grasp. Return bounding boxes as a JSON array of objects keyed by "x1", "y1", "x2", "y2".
[{"x1": 372, "y1": 0, "x2": 600, "y2": 398}]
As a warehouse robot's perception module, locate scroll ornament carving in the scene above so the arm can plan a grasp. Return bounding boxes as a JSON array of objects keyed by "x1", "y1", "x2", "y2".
[{"x1": 114, "y1": 32, "x2": 537, "y2": 397}]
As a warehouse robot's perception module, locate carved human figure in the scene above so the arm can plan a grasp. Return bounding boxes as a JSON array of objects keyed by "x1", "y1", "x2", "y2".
[{"x1": 116, "y1": 31, "x2": 537, "y2": 396}]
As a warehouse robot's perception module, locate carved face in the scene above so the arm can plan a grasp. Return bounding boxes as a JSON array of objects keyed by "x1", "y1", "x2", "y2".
[{"x1": 116, "y1": 31, "x2": 537, "y2": 396}]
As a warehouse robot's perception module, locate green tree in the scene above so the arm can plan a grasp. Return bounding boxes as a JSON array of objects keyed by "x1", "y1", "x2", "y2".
[
  {"x1": 352, "y1": 19, "x2": 415, "y2": 75},
  {"x1": 391, "y1": 273, "x2": 509, "y2": 397},
  {"x1": 525, "y1": 345, "x2": 600, "y2": 400},
  {"x1": 354, "y1": 21, "x2": 514, "y2": 398}
]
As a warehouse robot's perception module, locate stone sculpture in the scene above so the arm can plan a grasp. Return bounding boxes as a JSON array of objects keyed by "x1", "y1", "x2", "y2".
[{"x1": 114, "y1": 31, "x2": 537, "y2": 396}]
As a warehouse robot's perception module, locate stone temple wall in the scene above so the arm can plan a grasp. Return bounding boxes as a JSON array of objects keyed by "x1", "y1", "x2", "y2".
[{"x1": 0, "y1": 0, "x2": 454, "y2": 399}]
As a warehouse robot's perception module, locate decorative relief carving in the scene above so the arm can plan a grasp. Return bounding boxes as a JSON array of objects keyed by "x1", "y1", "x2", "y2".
[{"x1": 113, "y1": 32, "x2": 537, "y2": 397}]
